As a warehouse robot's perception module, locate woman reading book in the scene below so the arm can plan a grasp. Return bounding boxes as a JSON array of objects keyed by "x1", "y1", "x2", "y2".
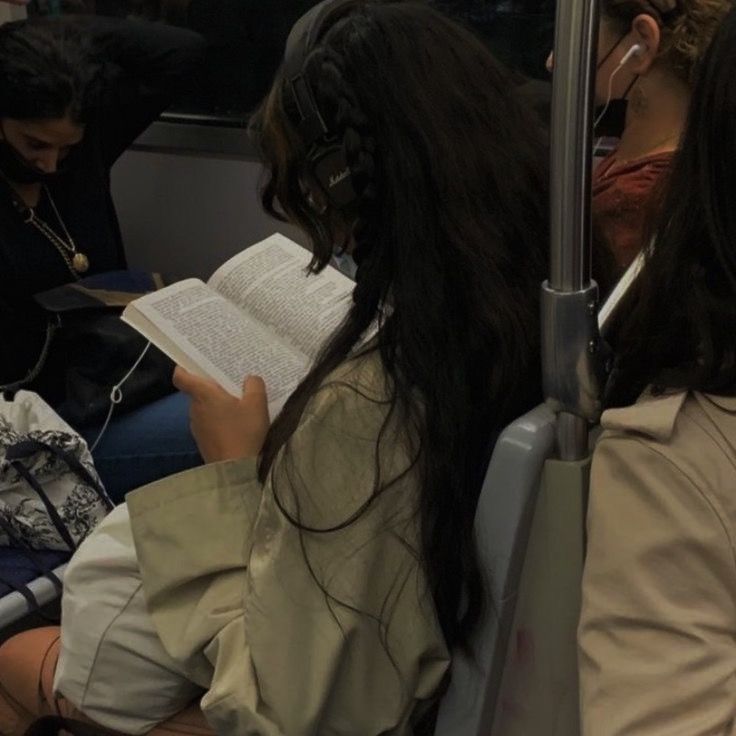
[
  {"x1": 0, "y1": 11, "x2": 205, "y2": 499},
  {"x1": 0, "y1": 1, "x2": 548, "y2": 734}
]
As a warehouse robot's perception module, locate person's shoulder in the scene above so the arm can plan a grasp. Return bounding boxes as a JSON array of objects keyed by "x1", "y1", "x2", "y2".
[
  {"x1": 305, "y1": 349, "x2": 393, "y2": 432},
  {"x1": 600, "y1": 388, "x2": 688, "y2": 442},
  {"x1": 328, "y1": 347, "x2": 387, "y2": 393},
  {"x1": 599, "y1": 390, "x2": 736, "y2": 522},
  {"x1": 601, "y1": 389, "x2": 736, "y2": 443}
]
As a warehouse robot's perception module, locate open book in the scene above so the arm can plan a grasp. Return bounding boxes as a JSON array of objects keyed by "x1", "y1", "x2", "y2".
[{"x1": 122, "y1": 233, "x2": 354, "y2": 415}]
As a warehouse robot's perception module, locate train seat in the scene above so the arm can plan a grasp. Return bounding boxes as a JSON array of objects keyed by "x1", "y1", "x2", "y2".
[{"x1": 0, "y1": 550, "x2": 68, "y2": 633}]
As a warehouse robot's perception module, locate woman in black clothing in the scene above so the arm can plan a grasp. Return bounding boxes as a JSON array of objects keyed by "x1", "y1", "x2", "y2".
[{"x1": 0, "y1": 12, "x2": 205, "y2": 500}]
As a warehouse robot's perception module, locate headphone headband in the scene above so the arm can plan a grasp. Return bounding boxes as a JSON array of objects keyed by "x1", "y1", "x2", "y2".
[
  {"x1": 283, "y1": 0, "x2": 362, "y2": 147},
  {"x1": 282, "y1": 0, "x2": 364, "y2": 210}
]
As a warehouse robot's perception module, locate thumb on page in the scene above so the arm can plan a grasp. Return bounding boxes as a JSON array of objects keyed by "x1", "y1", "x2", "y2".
[
  {"x1": 241, "y1": 375, "x2": 269, "y2": 430},
  {"x1": 242, "y1": 375, "x2": 267, "y2": 397},
  {"x1": 240, "y1": 375, "x2": 270, "y2": 448}
]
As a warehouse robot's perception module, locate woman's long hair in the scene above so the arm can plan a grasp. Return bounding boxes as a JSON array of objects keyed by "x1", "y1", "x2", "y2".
[
  {"x1": 606, "y1": 4, "x2": 736, "y2": 408},
  {"x1": 251, "y1": 1, "x2": 548, "y2": 652}
]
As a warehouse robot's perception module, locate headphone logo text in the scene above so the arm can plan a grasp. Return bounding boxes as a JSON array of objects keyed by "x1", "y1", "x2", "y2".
[{"x1": 328, "y1": 168, "x2": 351, "y2": 189}]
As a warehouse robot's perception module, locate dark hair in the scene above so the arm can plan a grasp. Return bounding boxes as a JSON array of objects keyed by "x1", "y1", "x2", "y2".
[
  {"x1": 0, "y1": 19, "x2": 99, "y2": 122},
  {"x1": 601, "y1": 0, "x2": 731, "y2": 85},
  {"x1": 251, "y1": 1, "x2": 548, "y2": 652},
  {"x1": 606, "y1": 4, "x2": 736, "y2": 408}
]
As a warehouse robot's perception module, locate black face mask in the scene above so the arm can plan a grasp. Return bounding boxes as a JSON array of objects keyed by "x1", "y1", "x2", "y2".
[
  {"x1": 0, "y1": 136, "x2": 65, "y2": 185},
  {"x1": 595, "y1": 96, "x2": 632, "y2": 138}
]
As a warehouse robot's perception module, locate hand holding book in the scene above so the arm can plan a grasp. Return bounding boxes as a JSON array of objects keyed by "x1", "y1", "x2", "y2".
[
  {"x1": 122, "y1": 233, "x2": 354, "y2": 417},
  {"x1": 173, "y1": 368, "x2": 270, "y2": 463}
]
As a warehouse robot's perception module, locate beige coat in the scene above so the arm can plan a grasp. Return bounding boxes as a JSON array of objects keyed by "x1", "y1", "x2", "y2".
[
  {"x1": 579, "y1": 390, "x2": 736, "y2": 736},
  {"x1": 126, "y1": 352, "x2": 449, "y2": 736}
]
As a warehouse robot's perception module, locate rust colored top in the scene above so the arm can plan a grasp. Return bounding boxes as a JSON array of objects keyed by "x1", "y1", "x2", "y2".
[{"x1": 593, "y1": 150, "x2": 674, "y2": 271}]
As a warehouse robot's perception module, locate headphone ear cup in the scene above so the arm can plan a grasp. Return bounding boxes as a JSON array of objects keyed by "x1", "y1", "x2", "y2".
[{"x1": 310, "y1": 144, "x2": 357, "y2": 209}]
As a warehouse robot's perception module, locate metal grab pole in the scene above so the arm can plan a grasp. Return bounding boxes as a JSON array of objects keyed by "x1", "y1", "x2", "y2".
[{"x1": 545, "y1": 0, "x2": 600, "y2": 461}]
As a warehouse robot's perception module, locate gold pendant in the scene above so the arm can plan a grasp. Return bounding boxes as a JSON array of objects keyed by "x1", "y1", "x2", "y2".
[{"x1": 72, "y1": 252, "x2": 90, "y2": 273}]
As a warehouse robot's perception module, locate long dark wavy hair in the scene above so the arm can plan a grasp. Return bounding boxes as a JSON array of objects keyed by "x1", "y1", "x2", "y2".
[
  {"x1": 606, "y1": 3, "x2": 736, "y2": 408},
  {"x1": 251, "y1": 1, "x2": 548, "y2": 653},
  {"x1": 0, "y1": 18, "x2": 99, "y2": 122}
]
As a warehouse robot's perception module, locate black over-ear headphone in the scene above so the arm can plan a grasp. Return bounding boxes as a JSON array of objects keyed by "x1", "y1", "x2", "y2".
[{"x1": 283, "y1": 0, "x2": 362, "y2": 209}]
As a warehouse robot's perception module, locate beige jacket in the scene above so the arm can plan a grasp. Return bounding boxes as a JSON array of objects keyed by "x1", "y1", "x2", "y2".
[
  {"x1": 126, "y1": 353, "x2": 449, "y2": 736},
  {"x1": 579, "y1": 390, "x2": 736, "y2": 736}
]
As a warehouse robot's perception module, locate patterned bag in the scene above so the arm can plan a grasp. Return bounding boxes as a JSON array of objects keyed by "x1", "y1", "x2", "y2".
[{"x1": 0, "y1": 391, "x2": 113, "y2": 552}]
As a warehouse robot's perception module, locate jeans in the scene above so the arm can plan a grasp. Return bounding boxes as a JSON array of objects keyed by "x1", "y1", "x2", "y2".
[{"x1": 80, "y1": 392, "x2": 201, "y2": 504}]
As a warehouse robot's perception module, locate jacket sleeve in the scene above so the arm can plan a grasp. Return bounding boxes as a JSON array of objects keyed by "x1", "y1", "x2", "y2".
[
  {"x1": 128, "y1": 378, "x2": 448, "y2": 736},
  {"x1": 578, "y1": 433, "x2": 736, "y2": 736},
  {"x1": 79, "y1": 17, "x2": 206, "y2": 166}
]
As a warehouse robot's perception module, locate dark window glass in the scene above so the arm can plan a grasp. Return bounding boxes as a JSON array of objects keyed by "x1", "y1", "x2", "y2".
[
  {"x1": 27, "y1": 0, "x2": 555, "y2": 124},
  {"x1": 437, "y1": 1, "x2": 556, "y2": 81}
]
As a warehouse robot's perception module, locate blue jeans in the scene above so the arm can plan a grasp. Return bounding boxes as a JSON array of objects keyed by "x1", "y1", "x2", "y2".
[{"x1": 81, "y1": 392, "x2": 202, "y2": 504}]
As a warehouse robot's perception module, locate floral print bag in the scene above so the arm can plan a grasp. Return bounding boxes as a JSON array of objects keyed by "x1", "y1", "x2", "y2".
[{"x1": 0, "y1": 391, "x2": 113, "y2": 552}]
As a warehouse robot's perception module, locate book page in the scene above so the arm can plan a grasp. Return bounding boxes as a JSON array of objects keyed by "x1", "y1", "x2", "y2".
[
  {"x1": 208, "y1": 233, "x2": 354, "y2": 360},
  {"x1": 123, "y1": 279, "x2": 308, "y2": 415}
]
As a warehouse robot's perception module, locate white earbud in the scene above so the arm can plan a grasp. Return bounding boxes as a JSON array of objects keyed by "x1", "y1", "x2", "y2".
[{"x1": 620, "y1": 43, "x2": 645, "y2": 66}]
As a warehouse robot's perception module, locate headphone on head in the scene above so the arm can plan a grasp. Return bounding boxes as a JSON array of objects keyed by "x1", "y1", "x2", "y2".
[{"x1": 283, "y1": 0, "x2": 363, "y2": 210}]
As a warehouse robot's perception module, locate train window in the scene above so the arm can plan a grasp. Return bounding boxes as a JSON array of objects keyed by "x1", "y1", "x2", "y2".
[
  {"x1": 436, "y1": 1, "x2": 556, "y2": 81},
  {"x1": 26, "y1": 0, "x2": 556, "y2": 127},
  {"x1": 26, "y1": 0, "x2": 318, "y2": 125}
]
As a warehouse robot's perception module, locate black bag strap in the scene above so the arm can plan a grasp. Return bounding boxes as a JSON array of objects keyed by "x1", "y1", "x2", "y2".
[
  {"x1": 8, "y1": 460, "x2": 77, "y2": 552},
  {"x1": 0, "y1": 514, "x2": 64, "y2": 591},
  {"x1": 0, "y1": 569, "x2": 60, "y2": 624},
  {"x1": 0, "y1": 513, "x2": 63, "y2": 623},
  {"x1": 7, "y1": 438, "x2": 113, "y2": 511},
  {"x1": 0, "y1": 316, "x2": 59, "y2": 396},
  {"x1": 0, "y1": 570, "x2": 39, "y2": 610}
]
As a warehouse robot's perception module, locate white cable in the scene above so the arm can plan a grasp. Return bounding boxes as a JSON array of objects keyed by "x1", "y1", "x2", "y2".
[
  {"x1": 89, "y1": 342, "x2": 152, "y2": 453},
  {"x1": 592, "y1": 62, "x2": 625, "y2": 159},
  {"x1": 593, "y1": 44, "x2": 642, "y2": 159}
]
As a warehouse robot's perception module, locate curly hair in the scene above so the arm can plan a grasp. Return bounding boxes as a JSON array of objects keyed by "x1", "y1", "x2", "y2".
[{"x1": 602, "y1": 0, "x2": 733, "y2": 84}]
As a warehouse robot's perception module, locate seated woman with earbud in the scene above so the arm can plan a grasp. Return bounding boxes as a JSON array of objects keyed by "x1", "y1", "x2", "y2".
[
  {"x1": 0, "y1": 1, "x2": 549, "y2": 734},
  {"x1": 549, "y1": 0, "x2": 730, "y2": 292}
]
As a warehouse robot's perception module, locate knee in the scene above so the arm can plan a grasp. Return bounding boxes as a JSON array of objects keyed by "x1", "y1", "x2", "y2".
[{"x1": 0, "y1": 627, "x2": 61, "y2": 712}]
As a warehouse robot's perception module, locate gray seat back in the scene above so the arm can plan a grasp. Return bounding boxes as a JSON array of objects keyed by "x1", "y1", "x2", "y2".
[{"x1": 434, "y1": 403, "x2": 556, "y2": 735}]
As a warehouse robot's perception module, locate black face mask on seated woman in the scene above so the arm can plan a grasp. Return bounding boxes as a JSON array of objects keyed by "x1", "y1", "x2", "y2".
[{"x1": 0, "y1": 134, "x2": 66, "y2": 185}]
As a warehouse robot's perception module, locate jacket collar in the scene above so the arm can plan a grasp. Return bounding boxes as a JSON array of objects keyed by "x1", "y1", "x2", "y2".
[
  {"x1": 601, "y1": 389, "x2": 687, "y2": 442},
  {"x1": 601, "y1": 389, "x2": 736, "y2": 441}
]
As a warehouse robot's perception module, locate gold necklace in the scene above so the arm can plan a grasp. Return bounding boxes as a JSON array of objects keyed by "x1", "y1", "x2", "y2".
[{"x1": 23, "y1": 187, "x2": 90, "y2": 276}]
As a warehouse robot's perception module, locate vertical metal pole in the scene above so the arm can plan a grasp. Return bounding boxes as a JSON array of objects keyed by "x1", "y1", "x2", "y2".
[{"x1": 547, "y1": 0, "x2": 599, "y2": 460}]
